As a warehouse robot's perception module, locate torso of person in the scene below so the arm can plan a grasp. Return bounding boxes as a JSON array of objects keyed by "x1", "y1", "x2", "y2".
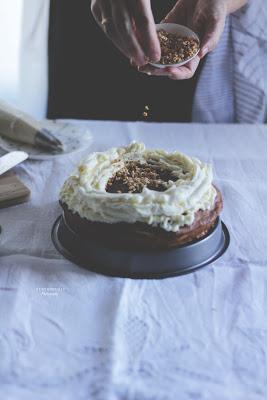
[{"x1": 48, "y1": 0, "x2": 203, "y2": 122}]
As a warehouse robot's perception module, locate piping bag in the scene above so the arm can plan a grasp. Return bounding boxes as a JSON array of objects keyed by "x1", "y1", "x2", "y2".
[{"x1": 0, "y1": 100, "x2": 63, "y2": 153}]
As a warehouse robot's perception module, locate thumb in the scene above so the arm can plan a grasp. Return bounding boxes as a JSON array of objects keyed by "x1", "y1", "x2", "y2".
[
  {"x1": 199, "y1": 17, "x2": 225, "y2": 58},
  {"x1": 161, "y1": 2, "x2": 186, "y2": 24}
]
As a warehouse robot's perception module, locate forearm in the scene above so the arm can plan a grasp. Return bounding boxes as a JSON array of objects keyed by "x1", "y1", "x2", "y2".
[{"x1": 226, "y1": 0, "x2": 248, "y2": 14}]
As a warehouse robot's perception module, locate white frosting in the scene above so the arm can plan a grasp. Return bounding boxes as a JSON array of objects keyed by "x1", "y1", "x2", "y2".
[{"x1": 59, "y1": 142, "x2": 217, "y2": 232}]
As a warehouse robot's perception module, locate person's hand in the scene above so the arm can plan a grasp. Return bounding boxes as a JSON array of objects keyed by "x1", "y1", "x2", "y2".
[
  {"x1": 139, "y1": 55, "x2": 201, "y2": 80},
  {"x1": 91, "y1": 0, "x2": 161, "y2": 66},
  {"x1": 139, "y1": 0, "x2": 228, "y2": 80},
  {"x1": 165, "y1": 0, "x2": 228, "y2": 58}
]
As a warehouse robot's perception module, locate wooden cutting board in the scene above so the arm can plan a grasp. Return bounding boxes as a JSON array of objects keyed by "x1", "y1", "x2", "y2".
[{"x1": 0, "y1": 171, "x2": 30, "y2": 208}]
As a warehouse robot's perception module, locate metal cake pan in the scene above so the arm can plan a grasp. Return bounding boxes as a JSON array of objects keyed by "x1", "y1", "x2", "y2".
[{"x1": 51, "y1": 215, "x2": 230, "y2": 279}]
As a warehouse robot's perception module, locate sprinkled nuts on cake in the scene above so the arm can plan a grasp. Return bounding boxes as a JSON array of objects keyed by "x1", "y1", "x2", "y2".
[{"x1": 106, "y1": 161, "x2": 176, "y2": 193}]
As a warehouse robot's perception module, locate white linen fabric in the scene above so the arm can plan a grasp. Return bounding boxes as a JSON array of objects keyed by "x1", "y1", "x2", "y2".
[
  {"x1": 0, "y1": 121, "x2": 267, "y2": 400},
  {"x1": 0, "y1": 0, "x2": 23, "y2": 107}
]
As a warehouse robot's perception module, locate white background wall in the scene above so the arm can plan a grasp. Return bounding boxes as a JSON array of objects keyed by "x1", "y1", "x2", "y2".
[
  {"x1": 0, "y1": 0, "x2": 23, "y2": 107},
  {"x1": 0, "y1": 0, "x2": 49, "y2": 119}
]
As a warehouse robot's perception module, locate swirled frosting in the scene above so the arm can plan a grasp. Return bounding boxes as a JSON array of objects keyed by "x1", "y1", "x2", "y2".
[{"x1": 59, "y1": 142, "x2": 217, "y2": 232}]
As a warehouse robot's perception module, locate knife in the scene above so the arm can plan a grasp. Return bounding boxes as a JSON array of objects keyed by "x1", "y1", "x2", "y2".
[{"x1": 0, "y1": 151, "x2": 28, "y2": 176}]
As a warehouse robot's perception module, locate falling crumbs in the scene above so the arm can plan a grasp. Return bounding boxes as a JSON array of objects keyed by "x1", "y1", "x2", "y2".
[{"x1": 142, "y1": 105, "x2": 150, "y2": 119}]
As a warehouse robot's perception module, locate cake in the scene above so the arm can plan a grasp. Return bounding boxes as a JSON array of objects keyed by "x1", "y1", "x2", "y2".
[{"x1": 59, "y1": 142, "x2": 223, "y2": 250}]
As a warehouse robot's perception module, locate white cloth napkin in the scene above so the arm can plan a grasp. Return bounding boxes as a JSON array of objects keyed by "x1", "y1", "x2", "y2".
[{"x1": 0, "y1": 121, "x2": 267, "y2": 400}]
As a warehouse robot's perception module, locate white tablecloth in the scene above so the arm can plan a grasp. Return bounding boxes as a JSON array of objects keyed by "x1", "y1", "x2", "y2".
[{"x1": 0, "y1": 121, "x2": 267, "y2": 400}]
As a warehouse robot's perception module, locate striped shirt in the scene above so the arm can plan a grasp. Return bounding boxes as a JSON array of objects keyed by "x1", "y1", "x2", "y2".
[{"x1": 192, "y1": 0, "x2": 267, "y2": 123}]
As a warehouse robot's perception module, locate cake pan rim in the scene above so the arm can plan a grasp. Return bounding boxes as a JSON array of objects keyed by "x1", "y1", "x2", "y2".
[{"x1": 51, "y1": 216, "x2": 230, "y2": 279}]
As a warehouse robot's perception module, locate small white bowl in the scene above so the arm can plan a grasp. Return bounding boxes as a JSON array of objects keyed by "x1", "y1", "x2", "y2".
[{"x1": 150, "y1": 23, "x2": 200, "y2": 69}]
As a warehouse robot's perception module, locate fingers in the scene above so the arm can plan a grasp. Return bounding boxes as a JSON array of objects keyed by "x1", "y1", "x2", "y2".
[
  {"x1": 193, "y1": 2, "x2": 227, "y2": 58},
  {"x1": 168, "y1": 56, "x2": 200, "y2": 79},
  {"x1": 138, "y1": 65, "x2": 169, "y2": 77},
  {"x1": 161, "y1": 0, "x2": 187, "y2": 24},
  {"x1": 130, "y1": 0, "x2": 161, "y2": 62},
  {"x1": 91, "y1": 0, "x2": 160, "y2": 66},
  {"x1": 91, "y1": 0, "x2": 118, "y2": 46},
  {"x1": 112, "y1": 2, "x2": 147, "y2": 65},
  {"x1": 92, "y1": 0, "x2": 139, "y2": 62},
  {"x1": 91, "y1": 0, "x2": 102, "y2": 22},
  {"x1": 198, "y1": 17, "x2": 225, "y2": 58},
  {"x1": 91, "y1": 0, "x2": 110, "y2": 26},
  {"x1": 139, "y1": 55, "x2": 200, "y2": 80}
]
